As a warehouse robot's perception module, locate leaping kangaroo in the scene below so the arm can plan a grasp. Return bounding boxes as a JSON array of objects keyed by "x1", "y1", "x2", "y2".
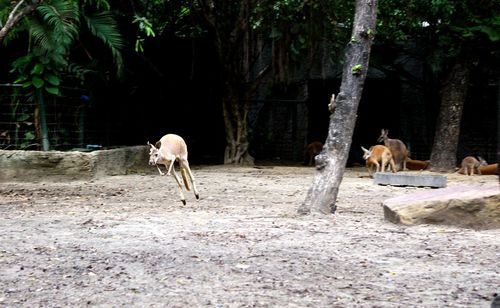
[{"x1": 148, "y1": 134, "x2": 200, "y2": 205}]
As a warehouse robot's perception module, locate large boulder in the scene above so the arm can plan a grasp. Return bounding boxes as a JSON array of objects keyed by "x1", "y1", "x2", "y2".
[
  {"x1": 383, "y1": 184, "x2": 500, "y2": 229},
  {"x1": 0, "y1": 146, "x2": 150, "y2": 181}
]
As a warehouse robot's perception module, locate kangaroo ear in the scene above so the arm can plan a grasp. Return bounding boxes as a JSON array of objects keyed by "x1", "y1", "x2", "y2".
[
  {"x1": 147, "y1": 141, "x2": 155, "y2": 149},
  {"x1": 361, "y1": 146, "x2": 369, "y2": 153}
]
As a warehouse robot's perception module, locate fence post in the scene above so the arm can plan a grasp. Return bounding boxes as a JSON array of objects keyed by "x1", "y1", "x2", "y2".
[{"x1": 36, "y1": 89, "x2": 50, "y2": 151}]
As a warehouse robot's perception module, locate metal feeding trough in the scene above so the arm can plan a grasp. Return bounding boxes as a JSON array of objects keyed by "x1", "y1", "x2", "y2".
[{"x1": 373, "y1": 172, "x2": 447, "y2": 188}]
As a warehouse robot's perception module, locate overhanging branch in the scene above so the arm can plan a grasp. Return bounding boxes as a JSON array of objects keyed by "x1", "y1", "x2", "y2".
[{"x1": 0, "y1": 0, "x2": 43, "y2": 44}]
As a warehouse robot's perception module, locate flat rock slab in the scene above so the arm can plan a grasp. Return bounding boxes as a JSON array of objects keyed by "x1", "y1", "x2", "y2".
[
  {"x1": 383, "y1": 184, "x2": 500, "y2": 229},
  {"x1": 373, "y1": 172, "x2": 447, "y2": 188}
]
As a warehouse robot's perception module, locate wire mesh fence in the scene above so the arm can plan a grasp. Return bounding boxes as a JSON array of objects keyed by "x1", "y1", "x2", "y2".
[{"x1": 0, "y1": 84, "x2": 94, "y2": 151}]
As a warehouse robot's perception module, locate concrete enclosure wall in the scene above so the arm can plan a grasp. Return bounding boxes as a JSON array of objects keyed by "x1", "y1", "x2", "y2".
[{"x1": 0, "y1": 146, "x2": 150, "y2": 182}]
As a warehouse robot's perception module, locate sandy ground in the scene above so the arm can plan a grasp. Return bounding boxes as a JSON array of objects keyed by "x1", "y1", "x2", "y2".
[{"x1": 0, "y1": 165, "x2": 499, "y2": 307}]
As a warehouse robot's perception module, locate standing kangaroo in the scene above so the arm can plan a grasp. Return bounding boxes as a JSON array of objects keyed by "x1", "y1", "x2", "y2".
[
  {"x1": 377, "y1": 129, "x2": 409, "y2": 172},
  {"x1": 148, "y1": 134, "x2": 200, "y2": 205},
  {"x1": 361, "y1": 145, "x2": 396, "y2": 176},
  {"x1": 458, "y1": 156, "x2": 487, "y2": 176}
]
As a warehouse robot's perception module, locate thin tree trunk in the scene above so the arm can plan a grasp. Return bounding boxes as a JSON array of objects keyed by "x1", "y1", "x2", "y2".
[
  {"x1": 298, "y1": 0, "x2": 378, "y2": 215},
  {"x1": 429, "y1": 60, "x2": 471, "y2": 172},
  {"x1": 222, "y1": 94, "x2": 254, "y2": 165},
  {"x1": 496, "y1": 76, "x2": 500, "y2": 184}
]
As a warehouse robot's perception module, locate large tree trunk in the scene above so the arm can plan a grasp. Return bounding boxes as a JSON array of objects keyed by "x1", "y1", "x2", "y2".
[
  {"x1": 196, "y1": 0, "x2": 263, "y2": 165},
  {"x1": 298, "y1": 0, "x2": 378, "y2": 215},
  {"x1": 429, "y1": 60, "x2": 471, "y2": 171}
]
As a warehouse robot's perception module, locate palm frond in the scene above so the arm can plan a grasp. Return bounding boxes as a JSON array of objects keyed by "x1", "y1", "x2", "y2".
[
  {"x1": 32, "y1": 1, "x2": 79, "y2": 68},
  {"x1": 37, "y1": 1, "x2": 79, "y2": 43},
  {"x1": 84, "y1": 11, "x2": 124, "y2": 76},
  {"x1": 81, "y1": 0, "x2": 111, "y2": 11},
  {"x1": 30, "y1": 17, "x2": 67, "y2": 67}
]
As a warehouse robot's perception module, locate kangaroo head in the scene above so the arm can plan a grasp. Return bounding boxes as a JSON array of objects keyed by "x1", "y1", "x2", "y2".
[
  {"x1": 477, "y1": 156, "x2": 488, "y2": 166},
  {"x1": 361, "y1": 146, "x2": 372, "y2": 160},
  {"x1": 377, "y1": 129, "x2": 388, "y2": 143},
  {"x1": 147, "y1": 142, "x2": 160, "y2": 165}
]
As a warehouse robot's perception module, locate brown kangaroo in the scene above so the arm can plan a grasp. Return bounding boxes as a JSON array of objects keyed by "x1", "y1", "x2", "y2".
[
  {"x1": 304, "y1": 141, "x2": 323, "y2": 166},
  {"x1": 377, "y1": 129, "x2": 409, "y2": 172}
]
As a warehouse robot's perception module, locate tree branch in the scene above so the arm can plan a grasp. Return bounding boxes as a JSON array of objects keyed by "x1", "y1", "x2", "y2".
[{"x1": 0, "y1": 0, "x2": 43, "y2": 44}]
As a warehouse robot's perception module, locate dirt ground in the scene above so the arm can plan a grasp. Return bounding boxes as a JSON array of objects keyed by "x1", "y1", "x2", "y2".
[{"x1": 0, "y1": 165, "x2": 499, "y2": 307}]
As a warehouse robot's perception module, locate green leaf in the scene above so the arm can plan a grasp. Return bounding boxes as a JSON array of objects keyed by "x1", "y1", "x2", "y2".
[
  {"x1": 179, "y1": 6, "x2": 190, "y2": 17},
  {"x1": 135, "y1": 39, "x2": 144, "y2": 53},
  {"x1": 24, "y1": 131, "x2": 36, "y2": 141},
  {"x1": 14, "y1": 75, "x2": 29, "y2": 83},
  {"x1": 146, "y1": 27, "x2": 156, "y2": 37},
  {"x1": 45, "y1": 73, "x2": 61, "y2": 86},
  {"x1": 352, "y1": 64, "x2": 363, "y2": 74},
  {"x1": 31, "y1": 63, "x2": 45, "y2": 75},
  {"x1": 45, "y1": 86, "x2": 60, "y2": 95},
  {"x1": 11, "y1": 54, "x2": 33, "y2": 71},
  {"x1": 478, "y1": 26, "x2": 500, "y2": 42},
  {"x1": 32, "y1": 76, "x2": 45, "y2": 88},
  {"x1": 18, "y1": 114, "x2": 30, "y2": 122},
  {"x1": 22, "y1": 81, "x2": 33, "y2": 88}
]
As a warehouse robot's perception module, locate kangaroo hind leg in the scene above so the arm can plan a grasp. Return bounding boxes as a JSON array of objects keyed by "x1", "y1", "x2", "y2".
[
  {"x1": 170, "y1": 166, "x2": 186, "y2": 205},
  {"x1": 179, "y1": 158, "x2": 199, "y2": 200}
]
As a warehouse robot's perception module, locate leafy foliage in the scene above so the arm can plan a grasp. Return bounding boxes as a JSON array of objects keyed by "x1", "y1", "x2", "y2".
[
  {"x1": 132, "y1": 15, "x2": 155, "y2": 52},
  {"x1": 4, "y1": 0, "x2": 124, "y2": 98},
  {"x1": 31, "y1": 1, "x2": 79, "y2": 68},
  {"x1": 377, "y1": 0, "x2": 500, "y2": 72},
  {"x1": 84, "y1": 11, "x2": 124, "y2": 74}
]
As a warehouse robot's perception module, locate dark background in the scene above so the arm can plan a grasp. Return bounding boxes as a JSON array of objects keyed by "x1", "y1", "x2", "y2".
[{"x1": 1, "y1": 35, "x2": 498, "y2": 166}]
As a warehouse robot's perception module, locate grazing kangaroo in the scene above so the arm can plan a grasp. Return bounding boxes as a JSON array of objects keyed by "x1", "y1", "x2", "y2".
[
  {"x1": 458, "y1": 156, "x2": 487, "y2": 176},
  {"x1": 361, "y1": 145, "x2": 396, "y2": 177},
  {"x1": 304, "y1": 141, "x2": 323, "y2": 166},
  {"x1": 377, "y1": 129, "x2": 409, "y2": 172},
  {"x1": 479, "y1": 163, "x2": 499, "y2": 175},
  {"x1": 148, "y1": 134, "x2": 200, "y2": 204},
  {"x1": 405, "y1": 159, "x2": 430, "y2": 171}
]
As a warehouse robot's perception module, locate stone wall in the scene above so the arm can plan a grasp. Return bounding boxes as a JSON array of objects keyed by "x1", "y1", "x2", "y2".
[{"x1": 0, "y1": 146, "x2": 150, "y2": 182}]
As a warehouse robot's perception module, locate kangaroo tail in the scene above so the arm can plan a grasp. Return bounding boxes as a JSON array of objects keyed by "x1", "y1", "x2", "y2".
[{"x1": 181, "y1": 168, "x2": 191, "y2": 191}]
